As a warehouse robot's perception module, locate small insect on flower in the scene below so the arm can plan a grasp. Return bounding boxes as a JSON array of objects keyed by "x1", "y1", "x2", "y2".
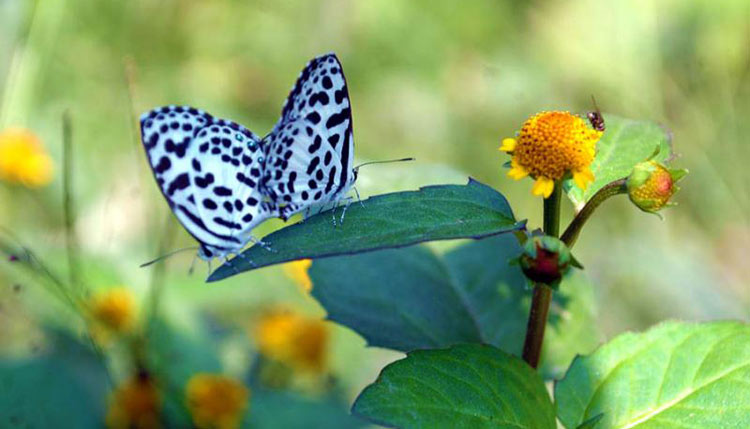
[
  {"x1": 586, "y1": 96, "x2": 605, "y2": 132},
  {"x1": 500, "y1": 111, "x2": 603, "y2": 198}
]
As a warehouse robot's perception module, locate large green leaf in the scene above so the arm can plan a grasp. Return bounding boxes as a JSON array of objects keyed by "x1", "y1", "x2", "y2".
[
  {"x1": 352, "y1": 344, "x2": 555, "y2": 429},
  {"x1": 564, "y1": 116, "x2": 672, "y2": 209},
  {"x1": 0, "y1": 330, "x2": 109, "y2": 428},
  {"x1": 313, "y1": 244, "x2": 485, "y2": 350},
  {"x1": 208, "y1": 179, "x2": 524, "y2": 282},
  {"x1": 555, "y1": 321, "x2": 750, "y2": 429},
  {"x1": 310, "y1": 234, "x2": 600, "y2": 378}
]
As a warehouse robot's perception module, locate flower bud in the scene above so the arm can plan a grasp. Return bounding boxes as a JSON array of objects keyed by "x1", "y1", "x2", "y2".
[
  {"x1": 517, "y1": 236, "x2": 579, "y2": 289},
  {"x1": 626, "y1": 160, "x2": 687, "y2": 213}
]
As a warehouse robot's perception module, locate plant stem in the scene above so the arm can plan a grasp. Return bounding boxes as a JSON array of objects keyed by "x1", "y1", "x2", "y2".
[
  {"x1": 62, "y1": 111, "x2": 81, "y2": 291},
  {"x1": 145, "y1": 214, "x2": 177, "y2": 335},
  {"x1": 522, "y1": 182, "x2": 562, "y2": 368},
  {"x1": 543, "y1": 182, "x2": 562, "y2": 237},
  {"x1": 560, "y1": 178, "x2": 628, "y2": 248}
]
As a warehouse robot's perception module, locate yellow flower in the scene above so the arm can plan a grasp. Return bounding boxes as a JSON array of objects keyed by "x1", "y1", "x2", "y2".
[
  {"x1": 185, "y1": 374, "x2": 249, "y2": 429},
  {"x1": 0, "y1": 128, "x2": 54, "y2": 187},
  {"x1": 254, "y1": 310, "x2": 328, "y2": 373},
  {"x1": 500, "y1": 111, "x2": 602, "y2": 198},
  {"x1": 282, "y1": 259, "x2": 313, "y2": 293},
  {"x1": 106, "y1": 372, "x2": 162, "y2": 429},
  {"x1": 90, "y1": 287, "x2": 136, "y2": 333}
]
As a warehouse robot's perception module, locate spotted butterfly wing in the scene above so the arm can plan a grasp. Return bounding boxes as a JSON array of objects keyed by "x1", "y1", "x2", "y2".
[
  {"x1": 261, "y1": 53, "x2": 355, "y2": 220},
  {"x1": 140, "y1": 106, "x2": 274, "y2": 260}
]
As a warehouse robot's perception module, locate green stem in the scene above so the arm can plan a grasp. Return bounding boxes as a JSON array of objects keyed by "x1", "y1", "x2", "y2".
[
  {"x1": 145, "y1": 214, "x2": 177, "y2": 337},
  {"x1": 522, "y1": 182, "x2": 562, "y2": 369},
  {"x1": 560, "y1": 179, "x2": 628, "y2": 248},
  {"x1": 543, "y1": 182, "x2": 562, "y2": 236},
  {"x1": 62, "y1": 111, "x2": 81, "y2": 291}
]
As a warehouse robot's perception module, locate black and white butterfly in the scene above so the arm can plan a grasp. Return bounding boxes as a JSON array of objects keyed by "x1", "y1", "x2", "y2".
[{"x1": 140, "y1": 53, "x2": 356, "y2": 261}]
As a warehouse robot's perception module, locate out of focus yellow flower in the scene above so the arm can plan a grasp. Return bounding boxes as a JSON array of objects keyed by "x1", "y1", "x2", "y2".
[
  {"x1": 282, "y1": 259, "x2": 313, "y2": 292},
  {"x1": 500, "y1": 111, "x2": 602, "y2": 198},
  {"x1": 255, "y1": 310, "x2": 328, "y2": 373},
  {"x1": 185, "y1": 373, "x2": 249, "y2": 429},
  {"x1": 0, "y1": 127, "x2": 54, "y2": 187},
  {"x1": 106, "y1": 372, "x2": 161, "y2": 429},
  {"x1": 90, "y1": 287, "x2": 136, "y2": 333}
]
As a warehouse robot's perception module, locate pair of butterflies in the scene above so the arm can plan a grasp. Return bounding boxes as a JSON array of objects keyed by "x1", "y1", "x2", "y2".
[{"x1": 140, "y1": 53, "x2": 356, "y2": 261}]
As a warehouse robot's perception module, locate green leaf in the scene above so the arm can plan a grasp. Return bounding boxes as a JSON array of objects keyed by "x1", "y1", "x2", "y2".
[
  {"x1": 555, "y1": 321, "x2": 750, "y2": 429},
  {"x1": 310, "y1": 234, "x2": 600, "y2": 378},
  {"x1": 208, "y1": 179, "x2": 524, "y2": 282},
  {"x1": 312, "y1": 245, "x2": 485, "y2": 350},
  {"x1": 352, "y1": 344, "x2": 555, "y2": 429},
  {"x1": 0, "y1": 330, "x2": 109, "y2": 428},
  {"x1": 577, "y1": 414, "x2": 604, "y2": 429},
  {"x1": 564, "y1": 116, "x2": 673, "y2": 209}
]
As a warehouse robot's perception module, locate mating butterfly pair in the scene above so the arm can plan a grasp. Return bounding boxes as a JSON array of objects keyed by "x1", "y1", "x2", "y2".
[{"x1": 140, "y1": 53, "x2": 355, "y2": 261}]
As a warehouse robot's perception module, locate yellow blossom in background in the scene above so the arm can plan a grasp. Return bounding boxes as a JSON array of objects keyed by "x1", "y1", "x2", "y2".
[
  {"x1": 500, "y1": 111, "x2": 602, "y2": 198},
  {"x1": 90, "y1": 287, "x2": 136, "y2": 333},
  {"x1": 106, "y1": 373, "x2": 162, "y2": 429},
  {"x1": 0, "y1": 128, "x2": 54, "y2": 187},
  {"x1": 282, "y1": 259, "x2": 313, "y2": 292},
  {"x1": 255, "y1": 310, "x2": 328, "y2": 373},
  {"x1": 185, "y1": 373, "x2": 249, "y2": 429}
]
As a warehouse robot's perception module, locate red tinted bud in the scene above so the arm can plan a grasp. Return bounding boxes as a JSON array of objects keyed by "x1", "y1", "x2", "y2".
[
  {"x1": 627, "y1": 160, "x2": 687, "y2": 213},
  {"x1": 518, "y1": 236, "x2": 577, "y2": 289}
]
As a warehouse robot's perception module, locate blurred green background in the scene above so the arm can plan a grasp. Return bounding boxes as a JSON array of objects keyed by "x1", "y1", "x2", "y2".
[{"x1": 0, "y1": 0, "x2": 748, "y2": 427}]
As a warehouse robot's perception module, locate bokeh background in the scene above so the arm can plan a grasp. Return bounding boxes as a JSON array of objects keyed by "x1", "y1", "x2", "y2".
[{"x1": 1, "y1": 0, "x2": 748, "y2": 427}]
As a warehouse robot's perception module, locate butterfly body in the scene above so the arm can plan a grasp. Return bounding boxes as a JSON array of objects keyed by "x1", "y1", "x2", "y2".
[{"x1": 140, "y1": 53, "x2": 355, "y2": 261}]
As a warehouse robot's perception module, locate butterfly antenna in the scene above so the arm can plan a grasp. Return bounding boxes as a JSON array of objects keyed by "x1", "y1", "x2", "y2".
[
  {"x1": 140, "y1": 246, "x2": 199, "y2": 268},
  {"x1": 354, "y1": 157, "x2": 415, "y2": 171}
]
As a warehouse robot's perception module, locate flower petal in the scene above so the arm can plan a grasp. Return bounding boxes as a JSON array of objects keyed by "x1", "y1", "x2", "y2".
[
  {"x1": 531, "y1": 177, "x2": 555, "y2": 198},
  {"x1": 573, "y1": 168, "x2": 595, "y2": 190},
  {"x1": 499, "y1": 138, "x2": 517, "y2": 152},
  {"x1": 507, "y1": 159, "x2": 529, "y2": 180}
]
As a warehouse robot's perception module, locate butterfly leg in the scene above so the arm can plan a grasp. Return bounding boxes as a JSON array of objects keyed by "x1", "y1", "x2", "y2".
[
  {"x1": 330, "y1": 201, "x2": 339, "y2": 227},
  {"x1": 354, "y1": 186, "x2": 365, "y2": 208},
  {"x1": 339, "y1": 197, "x2": 354, "y2": 225},
  {"x1": 234, "y1": 251, "x2": 258, "y2": 268},
  {"x1": 188, "y1": 254, "x2": 198, "y2": 276},
  {"x1": 223, "y1": 256, "x2": 241, "y2": 275},
  {"x1": 249, "y1": 235, "x2": 276, "y2": 253}
]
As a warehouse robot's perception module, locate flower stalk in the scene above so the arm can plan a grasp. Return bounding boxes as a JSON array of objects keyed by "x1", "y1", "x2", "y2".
[
  {"x1": 561, "y1": 179, "x2": 628, "y2": 248},
  {"x1": 522, "y1": 181, "x2": 562, "y2": 368}
]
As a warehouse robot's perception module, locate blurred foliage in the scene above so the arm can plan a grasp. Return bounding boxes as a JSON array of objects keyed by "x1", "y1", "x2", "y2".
[{"x1": 0, "y1": 0, "x2": 749, "y2": 427}]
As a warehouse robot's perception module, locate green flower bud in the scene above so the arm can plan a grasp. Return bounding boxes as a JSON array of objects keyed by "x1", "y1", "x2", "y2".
[
  {"x1": 626, "y1": 160, "x2": 687, "y2": 213},
  {"x1": 517, "y1": 236, "x2": 580, "y2": 289}
]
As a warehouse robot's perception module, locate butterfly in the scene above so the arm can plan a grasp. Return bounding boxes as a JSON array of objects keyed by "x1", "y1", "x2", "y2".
[{"x1": 140, "y1": 53, "x2": 356, "y2": 261}]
